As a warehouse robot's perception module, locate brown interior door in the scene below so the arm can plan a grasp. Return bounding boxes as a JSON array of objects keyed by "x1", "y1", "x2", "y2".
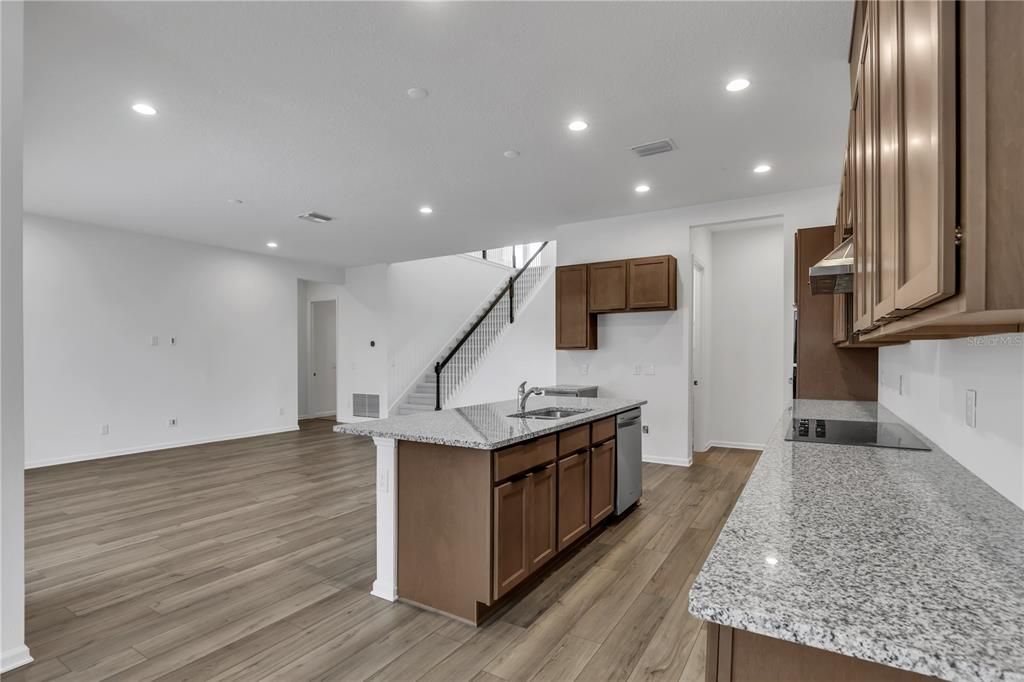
[
  {"x1": 526, "y1": 463, "x2": 557, "y2": 572},
  {"x1": 626, "y1": 256, "x2": 676, "y2": 310},
  {"x1": 589, "y1": 440, "x2": 615, "y2": 525},
  {"x1": 557, "y1": 452, "x2": 590, "y2": 550},
  {"x1": 588, "y1": 261, "x2": 628, "y2": 312},
  {"x1": 493, "y1": 478, "x2": 529, "y2": 599},
  {"x1": 555, "y1": 265, "x2": 595, "y2": 349},
  {"x1": 895, "y1": 0, "x2": 956, "y2": 311}
]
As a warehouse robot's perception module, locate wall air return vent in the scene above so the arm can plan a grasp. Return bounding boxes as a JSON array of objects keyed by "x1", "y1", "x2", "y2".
[
  {"x1": 353, "y1": 393, "x2": 380, "y2": 418},
  {"x1": 630, "y1": 138, "x2": 677, "y2": 158},
  {"x1": 297, "y1": 211, "x2": 334, "y2": 224}
]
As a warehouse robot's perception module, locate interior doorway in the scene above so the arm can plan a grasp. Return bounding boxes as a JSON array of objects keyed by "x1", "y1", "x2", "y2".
[
  {"x1": 308, "y1": 299, "x2": 337, "y2": 418},
  {"x1": 690, "y1": 257, "x2": 706, "y2": 456}
]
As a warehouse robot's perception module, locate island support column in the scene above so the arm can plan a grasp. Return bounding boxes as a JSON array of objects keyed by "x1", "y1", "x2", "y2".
[{"x1": 371, "y1": 437, "x2": 398, "y2": 601}]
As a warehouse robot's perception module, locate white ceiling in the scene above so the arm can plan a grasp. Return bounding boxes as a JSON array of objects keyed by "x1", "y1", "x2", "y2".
[{"x1": 25, "y1": 1, "x2": 851, "y2": 268}]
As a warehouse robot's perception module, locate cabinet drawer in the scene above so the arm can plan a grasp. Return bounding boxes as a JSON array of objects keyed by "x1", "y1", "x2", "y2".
[
  {"x1": 558, "y1": 424, "x2": 590, "y2": 457},
  {"x1": 493, "y1": 436, "x2": 556, "y2": 482},
  {"x1": 591, "y1": 417, "x2": 615, "y2": 444}
]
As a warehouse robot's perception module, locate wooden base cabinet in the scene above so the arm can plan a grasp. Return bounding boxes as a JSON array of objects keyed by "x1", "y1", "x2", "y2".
[
  {"x1": 557, "y1": 451, "x2": 590, "y2": 550},
  {"x1": 706, "y1": 623, "x2": 931, "y2": 682},
  {"x1": 493, "y1": 477, "x2": 529, "y2": 599},
  {"x1": 589, "y1": 439, "x2": 615, "y2": 525},
  {"x1": 526, "y1": 463, "x2": 557, "y2": 572}
]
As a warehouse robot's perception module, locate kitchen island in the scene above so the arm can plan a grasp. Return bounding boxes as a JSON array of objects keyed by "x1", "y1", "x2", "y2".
[
  {"x1": 689, "y1": 400, "x2": 1024, "y2": 682},
  {"x1": 336, "y1": 396, "x2": 645, "y2": 624}
]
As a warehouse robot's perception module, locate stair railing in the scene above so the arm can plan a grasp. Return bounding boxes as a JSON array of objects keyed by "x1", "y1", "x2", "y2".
[{"x1": 434, "y1": 241, "x2": 550, "y2": 410}]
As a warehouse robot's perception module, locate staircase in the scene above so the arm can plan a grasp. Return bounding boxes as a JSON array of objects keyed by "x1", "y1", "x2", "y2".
[{"x1": 393, "y1": 242, "x2": 551, "y2": 415}]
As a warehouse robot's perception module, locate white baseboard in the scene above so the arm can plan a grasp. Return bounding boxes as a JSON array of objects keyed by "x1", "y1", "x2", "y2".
[
  {"x1": 643, "y1": 454, "x2": 693, "y2": 467},
  {"x1": 1, "y1": 645, "x2": 33, "y2": 673},
  {"x1": 26, "y1": 425, "x2": 301, "y2": 469},
  {"x1": 310, "y1": 410, "x2": 336, "y2": 418},
  {"x1": 705, "y1": 440, "x2": 765, "y2": 452}
]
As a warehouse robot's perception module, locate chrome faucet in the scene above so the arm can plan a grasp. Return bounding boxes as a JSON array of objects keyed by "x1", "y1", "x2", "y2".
[{"x1": 517, "y1": 381, "x2": 544, "y2": 412}]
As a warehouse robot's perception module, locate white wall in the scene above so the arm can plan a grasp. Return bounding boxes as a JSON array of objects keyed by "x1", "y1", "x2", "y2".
[
  {"x1": 336, "y1": 264, "x2": 390, "y2": 421},
  {"x1": 1, "y1": 2, "x2": 30, "y2": 672},
  {"x1": 878, "y1": 334, "x2": 1024, "y2": 510},
  {"x1": 386, "y1": 255, "x2": 510, "y2": 405},
  {"x1": 556, "y1": 185, "x2": 837, "y2": 466},
  {"x1": 451, "y1": 268, "x2": 556, "y2": 407},
  {"x1": 22, "y1": 214, "x2": 344, "y2": 468},
  {"x1": 707, "y1": 224, "x2": 785, "y2": 449}
]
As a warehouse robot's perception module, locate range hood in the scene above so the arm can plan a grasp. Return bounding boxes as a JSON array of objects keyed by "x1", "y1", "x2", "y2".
[{"x1": 809, "y1": 237, "x2": 854, "y2": 295}]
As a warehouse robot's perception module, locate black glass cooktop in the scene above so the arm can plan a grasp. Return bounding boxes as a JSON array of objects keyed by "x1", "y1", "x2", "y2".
[{"x1": 784, "y1": 418, "x2": 931, "y2": 451}]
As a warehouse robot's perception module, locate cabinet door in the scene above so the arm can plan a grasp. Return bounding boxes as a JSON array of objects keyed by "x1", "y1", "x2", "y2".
[
  {"x1": 873, "y1": 0, "x2": 900, "y2": 321},
  {"x1": 852, "y1": 11, "x2": 878, "y2": 333},
  {"x1": 526, "y1": 464, "x2": 557, "y2": 572},
  {"x1": 493, "y1": 478, "x2": 529, "y2": 599},
  {"x1": 589, "y1": 440, "x2": 615, "y2": 525},
  {"x1": 556, "y1": 265, "x2": 596, "y2": 349},
  {"x1": 627, "y1": 256, "x2": 677, "y2": 310},
  {"x1": 895, "y1": 0, "x2": 956, "y2": 311},
  {"x1": 588, "y1": 261, "x2": 628, "y2": 312},
  {"x1": 833, "y1": 222, "x2": 849, "y2": 344},
  {"x1": 557, "y1": 452, "x2": 590, "y2": 550}
]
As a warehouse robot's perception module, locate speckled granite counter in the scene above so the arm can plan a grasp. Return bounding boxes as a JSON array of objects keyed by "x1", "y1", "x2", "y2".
[
  {"x1": 334, "y1": 396, "x2": 645, "y2": 449},
  {"x1": 688, "y1": 399, "x2": 1024, "y2": 682}
]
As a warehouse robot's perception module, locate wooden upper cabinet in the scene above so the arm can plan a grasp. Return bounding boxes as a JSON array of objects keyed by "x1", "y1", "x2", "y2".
[
  {"x1": 555, "y1": 265, "x2": 596, "y2": 350},
  {"x1": 588, "y1": 260, "x2": 628, "y2": 312},
  {"x1": 589, "y1": 440, "x2": 615, "y2": 526},
  {"x1": 626, "y1": 256, "x2": 677, "y2": 311},
  {"x1": 493, "y1": 478, "x2": 529, "y2": 599},
  {"x1": 895, "y1": 0, "x2": 956, "y2": 311},
  {"x1": 557, "y1": 451, "x2": 590, "y2": 550},
  {"x1": 525, "y1": 464, "x2": 557, "y2": 573}
]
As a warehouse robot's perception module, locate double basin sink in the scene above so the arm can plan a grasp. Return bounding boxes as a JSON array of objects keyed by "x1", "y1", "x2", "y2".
[{"x1": 507, "y1": 406, "x2": 593, "y2": 420}]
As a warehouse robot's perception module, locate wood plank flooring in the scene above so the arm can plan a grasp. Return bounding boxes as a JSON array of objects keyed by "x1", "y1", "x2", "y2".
[{"x1": 10, "y1": 419, "x2": 759, "y2": 682}]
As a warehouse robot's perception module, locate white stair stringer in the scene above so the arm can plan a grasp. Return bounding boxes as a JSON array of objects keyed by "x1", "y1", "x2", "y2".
[{"x1": 392, "y1": 263, "x2": 552, "y2": 415}]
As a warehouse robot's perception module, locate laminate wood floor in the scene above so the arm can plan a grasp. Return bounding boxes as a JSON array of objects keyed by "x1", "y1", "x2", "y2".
[{"x1": 10, "y1": 419, "x2": 759, "y2": 682}]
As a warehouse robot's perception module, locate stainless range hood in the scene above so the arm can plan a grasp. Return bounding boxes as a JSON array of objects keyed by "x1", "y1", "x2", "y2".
[{"x1": 809, "y1": 237, "x2": 854, "y2": 295}]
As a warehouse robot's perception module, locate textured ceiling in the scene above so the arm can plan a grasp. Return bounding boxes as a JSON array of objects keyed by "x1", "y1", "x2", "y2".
[{"x1": 25, "y1": 1, "x2": 851, "y2": 267}]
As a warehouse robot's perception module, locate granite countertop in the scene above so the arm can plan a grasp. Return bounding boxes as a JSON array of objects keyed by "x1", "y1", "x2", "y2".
[
  {"x1": 688, "y1": 399, "x2": 1024, "y2": 682},
  {"x1": 334, "y1": 396, "x2": 646, "y2": 450}
]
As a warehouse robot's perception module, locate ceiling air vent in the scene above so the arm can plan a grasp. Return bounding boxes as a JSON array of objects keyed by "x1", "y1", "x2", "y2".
[
  {"x1": 297, "y1": 211, "x2": 334, "y2": 224},
  {"x1": 631, "y1": 138, "x2": 677, "y2": 158}
]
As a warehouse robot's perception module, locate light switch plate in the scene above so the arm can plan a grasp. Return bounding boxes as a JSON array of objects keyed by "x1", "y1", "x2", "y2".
[
  {"x1": 644, "y1": 364, "x2": 655, "y2": 376},
  {"x1": 632, "y1": 364, "x2": 642, "y2": 376},
  {"x1": 966, "y1": 389, "x2": 977, "y2": 428}
]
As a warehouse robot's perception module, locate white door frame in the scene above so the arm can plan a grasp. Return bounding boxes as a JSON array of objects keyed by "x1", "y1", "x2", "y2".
[
  {"x1": 307, "y1": 297, "x2": 338, "y2": 419},
  {"x1": 689, "y1": 256, "x2": 706, "y2": 459}
]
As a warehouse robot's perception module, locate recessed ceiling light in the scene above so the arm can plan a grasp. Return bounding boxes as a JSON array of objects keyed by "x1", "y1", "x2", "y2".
[
  {"x1": 568, "y1": 120, "x2": 589, "y2": 132},
  {"x1": 765, "y1": 556, "x2": 778, "y2": 566},
  {"x1": 753, "y1": 164, "x2": 772, "y2": 174},
  {"x1": 266, "y1": 241, "x2": 278, "y2": 249},
  {"x1": 132, "y1": 102, "x2": 157, "y2": 116},
  {"x1": 407, "y1": 87, "x2": 429, "y2": 100},
  {"x1": 726, "y1": 78, "x2": 750, "y2": 92},
  {"x1": 634, "y1": 184, "x2": 651, "y2": 194},
  {"x1": 504, "y1": 150, "x2": 520, "y2": 159},
  {"x1": 419, "y1": 206, "x2": 433, "y2": 215}
]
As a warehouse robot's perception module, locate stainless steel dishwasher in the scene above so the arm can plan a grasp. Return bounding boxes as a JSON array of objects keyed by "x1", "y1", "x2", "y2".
[{"x1": 615, "y1": 409, "x2": 642, "y2": 514}]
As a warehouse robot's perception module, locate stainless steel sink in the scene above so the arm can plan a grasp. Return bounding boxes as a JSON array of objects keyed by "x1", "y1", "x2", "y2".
[{"x1": 508, "y1": 407, "x2": 593, "y2": 420}]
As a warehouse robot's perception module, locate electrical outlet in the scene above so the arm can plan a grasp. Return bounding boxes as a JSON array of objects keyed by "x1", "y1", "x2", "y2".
[
  {"x1": 965, "y1": 389, "x2": 977, "y2": 428},
  {"x1": 170, "y1": 336, "x2": 177, "y2": 346},
  {"x1": 101, "y1": 424, "x2": 109, "y2": 436},
  {"x1": 644, "y1": 364, "x2": 655, "y2": 376},
  {"x1": 150, "y1": 335, "x2": 159, "y2": 347},
  {"x1": 279, "y1": 407, "x2": 285, "y2": 416},
  {"x1": 633, "y1": 364, "x2": 642, "y2": 376},
  {"x1": 168, "y1": 418, "x2": 178, "y2": 427},
  {"x1": 580, "y1": 363, "x2": 589, "y2": 376}
]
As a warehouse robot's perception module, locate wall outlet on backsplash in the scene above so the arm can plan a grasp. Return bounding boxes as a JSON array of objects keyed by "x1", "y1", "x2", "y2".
[{"x1": 965, "y1": 389, "x2": 977, "y2": 428}]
